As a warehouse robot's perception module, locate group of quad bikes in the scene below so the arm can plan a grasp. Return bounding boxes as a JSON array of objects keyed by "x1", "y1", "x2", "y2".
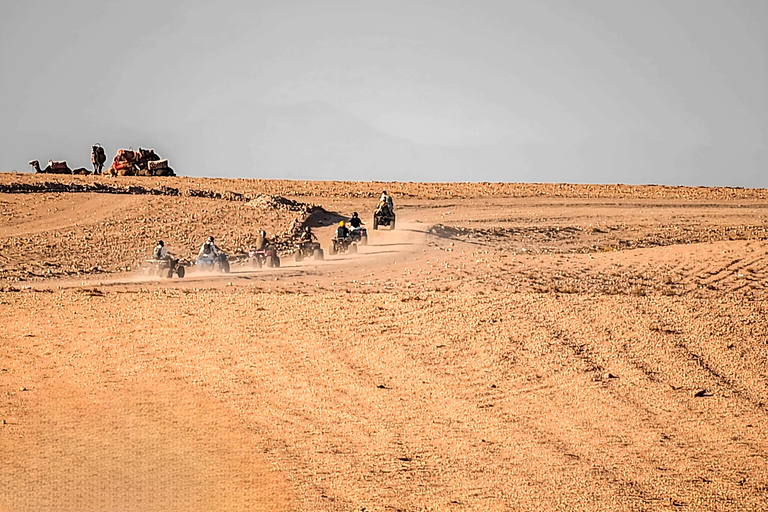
[
  {"x1": 141, "y1": 250, "x2": 234, "y2": 278},
  {"x1": 295, "y1": 204, "x2": 394, "y2": 260},
  {"x1": 141, "y1": 206, "x2": 394, "y2": 278}
]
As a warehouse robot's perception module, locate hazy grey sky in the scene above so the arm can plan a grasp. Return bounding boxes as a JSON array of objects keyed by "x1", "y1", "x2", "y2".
[{"x1": 2, "y1": 0, "x2": 766, "y2": 186}]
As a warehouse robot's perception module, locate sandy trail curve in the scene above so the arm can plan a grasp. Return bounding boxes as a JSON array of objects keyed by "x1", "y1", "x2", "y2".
[{"x1": 29, "y1": 219, "x2": 428, "y2": 292}]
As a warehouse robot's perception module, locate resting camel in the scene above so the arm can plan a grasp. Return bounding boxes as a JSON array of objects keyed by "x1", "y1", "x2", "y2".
[
  {"x1": 91, "y1": 144, "x2": 106, "y2": 174},
  {"x1": 28, "y1": 160, "x2": 92, "y2": 175}
]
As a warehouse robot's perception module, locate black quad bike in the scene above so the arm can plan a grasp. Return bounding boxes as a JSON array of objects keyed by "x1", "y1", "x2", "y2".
[
  {"x1": 294, "y1": 241, "x2": 324, "y2": 262},
  {"x1": 373, "y1": 207, "x2": 395, "y2": 230},
  {"x1": 349, "y1": 226, "x2": 368, "y2": 245},
  {"x1": 328, "y1": 236, "x2": 357, "y2": 256}
]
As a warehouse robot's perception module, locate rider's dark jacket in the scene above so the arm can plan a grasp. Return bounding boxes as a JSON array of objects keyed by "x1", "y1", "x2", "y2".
[
  {"x1": 199, "y1": 242, "x2": 219, "y2": 257},
  {"x1": 337, "y1": 226, "x2": 350, "y2": 238},
  {"x1": 349, "y1": 216, "x2": 362, "y2": 228}
]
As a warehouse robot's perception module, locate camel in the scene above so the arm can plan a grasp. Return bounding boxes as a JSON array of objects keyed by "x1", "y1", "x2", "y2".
[
  {"x1": 28, "y1": 160, "x2": 92, "y2": 175},
  {"x1": 91, "y1": 144, "x2": 106, "y2": 174}
]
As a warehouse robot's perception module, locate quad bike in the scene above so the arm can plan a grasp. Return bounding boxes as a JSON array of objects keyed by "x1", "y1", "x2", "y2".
[
  {"x1": 349, "y1": 226, "x2": 368, "y2": 245},
  {"x1": 196, "y1": 252, "x2": 230, "y2": 273},
  {"x1": 373, "y1": 207, "x2": 395, "y2": 230},
  {"x1": 294, "y1": 241, "x2": 324, "y2": 262},
  {"x1": 328, "y1": 235, "x2": 357, "y2": 256},
  {"x1": 143, "y1": 257, "x2": 185, "y2": 278},
  {"x1": 248, "y1": 245, "x2": 281, "y2": 268}
]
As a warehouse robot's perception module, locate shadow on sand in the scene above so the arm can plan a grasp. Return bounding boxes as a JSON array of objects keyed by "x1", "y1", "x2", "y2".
[{"x1": 302, "y1": 208, "x2": 347, "y2": 229}]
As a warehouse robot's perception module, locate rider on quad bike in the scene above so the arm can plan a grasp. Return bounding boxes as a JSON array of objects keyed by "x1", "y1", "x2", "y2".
[
  {"x1": 347, "y1": 212, "x2": 368, "y2": 245},
  {"x1": 294, "y1": 226, "x2": 324, "y2": 262},
  {"x1": 249, "y1": 230, "x2": 281, "y2": 268},
  {"x1": 381, "y1": 191, "x2": 393, "y2": 209},
  {"x1": 336, "y1": 220, "x2": 350, "y2": 239},
  {"x1": 198, "y1": 236, "x2": 220, "y2": 259},
  {"x1": 300, "y1": 226, "x2": 317, "y2": 243},
  {"x1": 349, "y1": 212, "x2": 363, "y2": 229},
  {"x1": 329, "y1": 221, "x2": 358, "y2": 256},
  {"x1": 254, "y1": 230, "x2": 269, "y2": 251},
  {"x1": 150, "y1": 240, "x2": 185, "y2": 278},
  {"x1": 153, "y1": 240, "x2": 168, "y2": 260},
  {"x1": 378, "y1": 191, "x2": 394, "y2": 214},
  {"x1": 373, "y1": 191, "x2": 396, "y2": 230},
  {"x1": 197, "y1": 236, "x2": 230, "y2": 272}
]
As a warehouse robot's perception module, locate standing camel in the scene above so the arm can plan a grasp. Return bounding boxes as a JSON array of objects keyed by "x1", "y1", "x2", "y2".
[{"x1": 91, "y1": 144, "x2": 106, "y2": 174}]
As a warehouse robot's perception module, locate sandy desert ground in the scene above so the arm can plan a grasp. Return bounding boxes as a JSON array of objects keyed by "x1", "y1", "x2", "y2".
[{"x1": 1, "y1": 173, "x2": 767, "y2": 511}]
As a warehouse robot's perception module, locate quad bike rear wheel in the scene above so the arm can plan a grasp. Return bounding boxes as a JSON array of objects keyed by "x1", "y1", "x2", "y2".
[
  {"x1": 350, "y1": 243, "x2": 357, "y2": 254},
  {"x1": 295, "y1": 251, "x2": 304, "y2": 263},
  {"x1": 314, "y1": 248, "x2": 324, "y2": 260},
  {"x1": 373, "y1": 217, "x2": 378, "y2": 230},
  {"x1": 177, "y1": 266, "x2": 185, "y2": 278}
]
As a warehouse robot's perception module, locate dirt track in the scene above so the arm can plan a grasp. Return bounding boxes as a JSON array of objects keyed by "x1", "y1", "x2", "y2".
[{"x1": 1, "y1": 174, "x2": 767, "y2": 511}]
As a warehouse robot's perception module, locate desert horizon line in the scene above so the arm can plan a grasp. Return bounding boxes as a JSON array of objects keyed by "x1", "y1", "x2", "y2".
[{"x1": 4, "y1": 170, "x2": 768, "y2": 192}]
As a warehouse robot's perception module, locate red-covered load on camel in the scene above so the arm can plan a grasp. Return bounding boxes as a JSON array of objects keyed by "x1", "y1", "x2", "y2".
[{"x1": 104, "y1": 147, "x2": 175, "y2": 176}]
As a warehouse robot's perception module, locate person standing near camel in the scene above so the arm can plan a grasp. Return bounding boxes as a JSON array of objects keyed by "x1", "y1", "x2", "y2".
[{"x1": 91, "y1": 144, "x2": 106, "y2": 174}]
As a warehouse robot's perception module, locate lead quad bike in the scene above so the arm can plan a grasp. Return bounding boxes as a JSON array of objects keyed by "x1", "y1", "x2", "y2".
[
  {"x1": 196, "y1": 252, "x2": 230, "y2": 273},
  {"x1": 143, "y1": 257, "x2": 185, "y2": 278},
  {"x1": 294, "y1": 240, "x2": 324, "y2": 262},
  {"x1": 248, "y1": 245, "x2": 281, "y2": 268},
  {"x1": 373, "y1": 206, "x2": 395, "y2": 230},
  {"x1": 328, "y1": 235, "x2": 357, "y2": 256}
]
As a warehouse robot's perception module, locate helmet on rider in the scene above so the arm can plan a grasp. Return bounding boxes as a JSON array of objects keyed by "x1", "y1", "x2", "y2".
[
  {"x1": 339, "y1": 221, "x2": 345, "y2": 227},
  {"x1": 381, "y1": 190, "x2": 387, "y2": 195},
  {"x1": 304, "y1": 226, "x2": 311, "y2": 232},
  {"x1": 352, "y1": 212, "x2": 358, "y2": 217},
  {"x1": 157, "y1": 240, "x2": 164, "y2": 247},
  {"x1": 207, "y1": 236, "x2": 214, "y2": 243}
]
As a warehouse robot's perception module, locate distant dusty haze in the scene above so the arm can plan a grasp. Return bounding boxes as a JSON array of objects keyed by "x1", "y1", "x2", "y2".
[{"x1": 2, "y1": 0, "x2": 765, "y2": 186}]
